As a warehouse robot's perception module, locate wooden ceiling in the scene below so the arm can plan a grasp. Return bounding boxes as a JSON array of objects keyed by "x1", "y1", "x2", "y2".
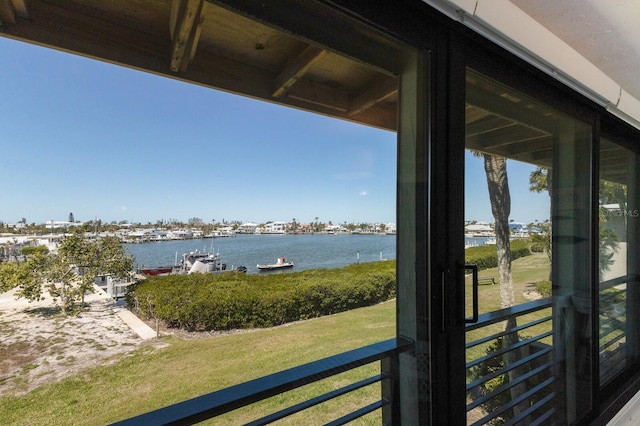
[
  {"x1": 1, "y1": 0, "x2": 629, "y2": 182},
  {"x1": 0, "y1": 0, "x2": 401, "y2": 131}
]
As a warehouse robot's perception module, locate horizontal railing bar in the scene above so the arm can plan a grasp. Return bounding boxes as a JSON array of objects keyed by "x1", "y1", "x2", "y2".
[
  {"x1": 466, "y1": 346, "x2": 553, "y2": 392},
  {"x1": 466, "y1": 299, "x2": 553, "y2": 332},
  {"x1": 600, "y1": 332, "x2": 626, "y2": 353},
  {"x1": 467, "y1": 361, "x2": 554, "y2": 410},
  {"x1": 466, "y1": 315, "x2": 552, "y2": 350},
  {"x1": 112, "y1": 337, "x2": 413, "y2": 426},
  {"x1": 529, "y1": 407, "x2": 556, "y2": 426},
  {"x1": 600, "y1": 328, "x2": 625, "y2": 345},
  {"x1": 325, "y1": 399, "x2": 387, "y2": 426},
  {"x1": 504, "y1": 392, "x2": 555, "y2": 426},
  {"x1": 599, "y1": 275, "x2": 632, "y2": 291},
  {"x1": 467, "y1": 332, "x2": 552, "y2": 370},
  {"x1": 469, "y1": 376, "x2": 554, "y2": 426},
  {"x1": 498, "y1": 358, "x2": 554, "y2": 386},
  {"x1": 599, "y1": 291, "x2": 625, "y2": 304},
  {"x1": 599, "y1": 325, "x2": 625, "y2": 342},
  {"x1": 599, "y1": 315, "x2": 625, "y2": 329},
  {"x1": 603, "y1": 338, "x2": 626, "y2": 355},
  {"x1": 246, "y1": 374, "x2": 385, "y2": 426}
]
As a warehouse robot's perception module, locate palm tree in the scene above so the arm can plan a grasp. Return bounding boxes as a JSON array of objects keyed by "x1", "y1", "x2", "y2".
[
  {"x1": 482, "y1": 153, "x2": 528, "y2": 417},
  {"x1": 529, "y1": 167, "x2": 552, "y2": 265}
]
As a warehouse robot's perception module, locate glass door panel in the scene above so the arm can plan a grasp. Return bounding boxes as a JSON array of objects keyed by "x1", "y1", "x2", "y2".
[
  {"x1": 598, "y1": 139, "x2": 639, "y2": 385},
  {"x1": 464, "y1": 69, "x2": 592, "y2": 425}
]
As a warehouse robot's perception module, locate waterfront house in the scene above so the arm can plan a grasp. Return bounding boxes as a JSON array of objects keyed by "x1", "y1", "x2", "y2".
[
  {"x1": 261, "y1": 221, "x2": 287, "y2": 234},
  {"x1": 3, "y1": 1, "x2": 640, "y2": 424},
  {"x1": 237, "y1": 222, "x2": 258, "y2": 234}
]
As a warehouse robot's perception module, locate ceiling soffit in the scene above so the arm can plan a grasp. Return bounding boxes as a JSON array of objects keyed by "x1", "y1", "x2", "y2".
[{"x1": 510, "y1": 0, "x2": 640, "y2": 101}]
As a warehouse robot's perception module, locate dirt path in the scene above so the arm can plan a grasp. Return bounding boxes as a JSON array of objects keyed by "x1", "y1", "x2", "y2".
[{"x1": 0, "y1": 287, "x2": 161, "y2": 396}]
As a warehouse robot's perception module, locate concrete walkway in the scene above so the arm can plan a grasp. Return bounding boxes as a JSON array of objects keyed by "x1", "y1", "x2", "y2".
[
  {"x1": 92, "y1": 285, "x2": 158, "y2": 340},
  {"x1": 116, "y1": 308, "x2": 158, "y2": 340}
]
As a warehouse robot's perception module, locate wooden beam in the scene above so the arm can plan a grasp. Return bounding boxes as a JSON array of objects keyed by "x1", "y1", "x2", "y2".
[
  {"x1": 467, "y1": 83, "x2": 556, "y2": 136},
  {"x1": 465, "y1": 105, "x2": 491, "y2": 125},
  {"x1": 469, "y1": 124, "x2": 547, "y2": 150},
  {"x1": 504, "y1": 137, "x2": 553, "y2": 156},
  {"x1": 212, "y1": 0, "x2": 399, "y2": 75},
  {"x1": 169, "y1": 0, "x2": 204, "y2": 72},
  {"x1": 286, "y1": 79, "x2": 349, "y2": 111},
  {"x1": 0, "y1": 0, "x2": 396, "y2": 131},
  {"x1": 465, "y1": 113, "x2": 512, "y2": 137},
  {"x1": 348, "y1": 76, "x2": 397, "y2": 116},
  {"x1": 0, "y1": 0, "x2": 169, "y2": 67},
  {"x1": 0, "y1": 0, "x2": 16, "y2": 25},
  {"x1": 189, "y1": 51, "x2": 395, "y2": 129},
  {"x1": 271, "y1": 45, "x2": 327, "y2": 98}
]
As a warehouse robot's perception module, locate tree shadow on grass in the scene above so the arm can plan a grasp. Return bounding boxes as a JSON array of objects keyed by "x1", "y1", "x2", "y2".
[{"x1": 24, "y1": 306, "x2": 61, "y2": 317}]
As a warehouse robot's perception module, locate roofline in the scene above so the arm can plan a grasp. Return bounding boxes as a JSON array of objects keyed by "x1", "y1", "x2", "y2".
[{"x1": 422, "y1": 0, "x2": 640, "y2": 130}]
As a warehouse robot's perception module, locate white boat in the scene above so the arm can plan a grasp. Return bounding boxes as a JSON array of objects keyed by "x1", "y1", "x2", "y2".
[
  {"x1": 179, "y1": 252, "x2": 226, "y2": 274},
  {"x1": 257, "y1": 256, "x2": 294, "y2": 271},
  {"x1": 140, "y1": 251, "x2": 246, "y2": 275}
]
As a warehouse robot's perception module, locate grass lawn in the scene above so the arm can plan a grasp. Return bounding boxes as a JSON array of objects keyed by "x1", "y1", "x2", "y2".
[
  {"x1": 0, "y1": 253, "x2": 551, "y2": 425},
  {"x1": 465, "y1": 252, "x2": 552, "y2": 370},
  {"x1": 0, "y1": 301, "x2": 396, "y2": 425}
]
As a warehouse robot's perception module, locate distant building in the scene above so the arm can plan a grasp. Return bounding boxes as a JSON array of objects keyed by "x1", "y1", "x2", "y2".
[
  {"x1": 45, "y1": 220, "x2": 83, "y2": 229},
  {"x1": 237, "y1": 222, "x2": 258, "y2": 234},
  {"x1": 259, "y1": 221, "x2": 287, "y2": 234}
]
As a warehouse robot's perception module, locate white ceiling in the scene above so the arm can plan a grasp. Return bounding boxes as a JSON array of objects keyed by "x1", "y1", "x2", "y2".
[{"x1": 510, "y1": 0, "x2": 640, "y2": 100}]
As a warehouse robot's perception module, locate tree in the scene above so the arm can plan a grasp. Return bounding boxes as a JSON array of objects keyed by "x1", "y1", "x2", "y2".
[
  {"x1": 529, "y1": 167, "x2": 552, "y2": 264},
  {"x1": 188, "y1": 217, "x2": 203, "y2": 226},
  {"x1": 482, "y1": 153, "x2": 528, "y2": 418},
  {"x1": 0, "y1": 231, "x2": 133, "y2": 314}
]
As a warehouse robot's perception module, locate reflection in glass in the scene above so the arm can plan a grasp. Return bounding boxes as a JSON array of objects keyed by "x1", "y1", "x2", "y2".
[
  {"x1": 598, "y1": 139, "x2": 637, "y2": 385},
  {"x1": 465, "y1": 69, "x2": 592, "y2": 424}
]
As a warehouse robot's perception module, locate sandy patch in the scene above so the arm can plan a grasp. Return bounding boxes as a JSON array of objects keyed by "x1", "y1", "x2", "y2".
[{"x1": 0, "y1": 287, "x2": 161, "y2": 396}]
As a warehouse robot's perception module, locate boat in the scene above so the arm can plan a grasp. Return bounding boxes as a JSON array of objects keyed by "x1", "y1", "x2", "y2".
[
  {"x1": 140, "y1": 250, "x2": 246, "y2": 276},
  {"x1": 178, "y1": 251, "x2": 227, "y2": 274},
  {"x1": 257, "y1": 256, "x2": 294, "y2": 271},
  {"x1": 139, "y1": 266, "x2": 174, "y2": 276}
]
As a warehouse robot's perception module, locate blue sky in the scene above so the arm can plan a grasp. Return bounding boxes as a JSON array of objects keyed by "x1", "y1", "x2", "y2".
[
  {"x1": 465, "y1": 151, "x2": 551, "y2": 224},
  {"x1": 0, "y1": 37, "x2": 549, "y2": 226}
]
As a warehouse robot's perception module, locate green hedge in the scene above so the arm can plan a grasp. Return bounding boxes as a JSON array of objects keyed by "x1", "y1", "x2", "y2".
[
  {"x1": 465, "y1": 239, "x2": 531, "y2": 271},
  {"x1": 127, "y1": 261, "x2": 396, "y2": 331}
]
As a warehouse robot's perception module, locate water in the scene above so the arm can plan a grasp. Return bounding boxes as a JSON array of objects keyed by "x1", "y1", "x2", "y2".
[{"x1": 125, "y1": 234, "x2": 396, "y2": 274}]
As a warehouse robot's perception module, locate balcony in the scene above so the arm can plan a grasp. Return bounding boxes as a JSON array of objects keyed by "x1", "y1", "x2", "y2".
[{"x1": 113, "y1": 337, "x2": 413, "y2": 425}]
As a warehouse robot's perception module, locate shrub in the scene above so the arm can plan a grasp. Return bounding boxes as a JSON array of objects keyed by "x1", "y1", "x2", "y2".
[
  {"x1": 465, "y1": 239, "x2": 531, "y2": 271},
  {"x1": 529, "y1": 234, "x2": 549, "y2": 253},
  {"x1": 468, "y1": 336, "x2": 553, "y2": 424},
  {"x1": 128, "y1": 261, "x2": 396, "y2": 331},
  {"x1": 535, "y1": 280, "x2": 552, "y2": 298},
  {"x1": 21, "y1": 245, "x2": 50, "y2": 256}
]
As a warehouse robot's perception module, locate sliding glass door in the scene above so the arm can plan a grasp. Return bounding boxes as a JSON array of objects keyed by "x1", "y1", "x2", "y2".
[
  {"x1": 461, "y1": 68, "x2": 594, "y2": 425},
  {"x1": 598, "y1": 139, "x2": 640, "y2": 387}
]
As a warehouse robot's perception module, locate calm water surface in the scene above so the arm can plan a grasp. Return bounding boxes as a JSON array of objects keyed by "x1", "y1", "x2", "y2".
[{"x1": 125, "y1": 234, "x2": 396, "y2": 274}]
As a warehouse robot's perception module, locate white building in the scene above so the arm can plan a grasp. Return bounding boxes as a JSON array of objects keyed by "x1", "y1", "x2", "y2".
[{"x1": 261, "y1": 221, "x2": 287, "y2": 234}]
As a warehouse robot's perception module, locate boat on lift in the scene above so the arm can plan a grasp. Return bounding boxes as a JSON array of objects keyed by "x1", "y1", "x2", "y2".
[{"x1": 140, "y1": 250, "x2": 246, "y2": 276}]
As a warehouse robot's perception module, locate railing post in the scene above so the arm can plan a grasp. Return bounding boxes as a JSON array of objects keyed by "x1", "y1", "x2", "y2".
[{"x1": 381, "y1": 352, "x2": 400, "y2": 425}]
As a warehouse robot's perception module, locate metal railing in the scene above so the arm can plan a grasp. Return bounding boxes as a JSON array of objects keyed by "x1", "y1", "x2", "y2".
[
  {"x1": 466, "y1": 298, "x2": 555, "y2": 425},
  {"x1": 599, "y1": 277, "x2": 630, "y2": 384},
  {"x1": 112, "y1": 337, "x2": 413, "y2": 425}
]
